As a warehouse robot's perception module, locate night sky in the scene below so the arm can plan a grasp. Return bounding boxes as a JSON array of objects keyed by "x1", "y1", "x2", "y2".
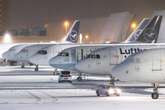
[
  {"x1": 9, "y1": 0, "x2": 165, "y2": 27},
  {"x1": 5, "y1": 0, "x2": 165, "y2": 43}
]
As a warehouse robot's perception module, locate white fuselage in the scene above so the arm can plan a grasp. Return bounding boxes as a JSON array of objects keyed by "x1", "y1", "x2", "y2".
[
  {"x1": 2, "y1": 44, "x2": 29, "y2": 62},
  {"x1": 28, "y1": 44, "x2": 79, "y2": 65},
  {"x1": 75, "y1": 44, "x2": 165, "y2": 75},
  {"x1": 49, "y1": 45, "x2": 110, "y2": 70},
  {"x1": 3, "y1": 43, "x2": 53, "y2": 63},
  {"x1": 112, "y1": 48, "x2": 165, "y2": 83}
]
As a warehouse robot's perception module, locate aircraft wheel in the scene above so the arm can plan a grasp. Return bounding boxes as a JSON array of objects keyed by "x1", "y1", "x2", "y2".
[
  {"x1": 35, "y1": 65, "x2": 39, "y2": 71},
  {"x1": 35, "y1": 68, "x2": 38, "y2": 71},
  {"x1": 151, "y1": 92, "x2": 159, "y2": 99},
  {"x1": 152, "y1": 83, "x2": 159, "y2": 99},
  {"x1": 21, "y1": 64, "x2": 25, "y2": 68},
  {"x1": 96, "y1": 90, "x2": 100, "y2": 96},
  {"x1": 96, "y1": 89, "x2": 110, "y2": 96},
  {"x1": 115, "y1": 93, "x2": 120, "y2": 96},
  {"x1": 105, "y1": 91, "x2": 110, "y2": 96},
  {"x1": 77, "y1": 76, "x2": 83, "y2": 81}
]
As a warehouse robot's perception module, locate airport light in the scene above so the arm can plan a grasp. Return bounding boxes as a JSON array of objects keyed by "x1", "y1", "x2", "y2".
[
  {"x1": 105, "y1": 41, "x2": 110, "y2": 44},
  {"x1": 3, "y1": 32, "x2": 12, "y2": 43},
  {"x1": 85, "y1": 35, "x2": 89, "y2": 40},
  {"x1": 44, "y1": 23, "x2": 49, "y2": 28},
  {"x1": 63, "y1": 20, "x2": 70, "y2": 33},
  {"x1": 108, "y1": 88, "x2": 122, "y2": 95},
  {"x1": 79, "y1": 33, "x2": 83, "y2": 43},
  {"x1": 131, "y1": 21, "x2": 137, "y2": 30}
]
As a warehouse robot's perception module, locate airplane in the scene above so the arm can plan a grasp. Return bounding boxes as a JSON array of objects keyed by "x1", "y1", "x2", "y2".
[
  {"x1": 2, "y1": 20, "x2": 80, "y2": 71},
  {"x1": 49, "y1": 16, "x2": 161, "y2": 76},
  {"x1": 72, "y1": 16, "x2": 164, "y2": 97},
  {"x1": 49, "y1": 16, "x2": 164, "y2": 96},
  {"x1": 2, "y1": 43, "x2": 38, "y2": 67},
  {"x1": 27, "y1": 16, "x2": 150, "y2": 68},
  {"x1": 0, "y1": 43, "x2": 21, "y2": 65},
  {"x1": 30, "y1": 16, "x2": 153, "y2": 70},
  {"x1": 111, "y1": 48, "x2": 165, "y2": 99}
]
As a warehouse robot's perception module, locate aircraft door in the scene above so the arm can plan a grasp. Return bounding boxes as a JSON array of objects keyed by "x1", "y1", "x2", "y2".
[
  {"x1": 81, "y1": 49, "x2": 84, "y2": 60},
  {"x1": 152, "y1": 53, "x2": 162, "y2": 71},
  {"x1": 70, "y1": 48, "x2": 77, "y2": 64},
  {"x1": 110, "y1": 49, "x2": 119, "y2": 65}
]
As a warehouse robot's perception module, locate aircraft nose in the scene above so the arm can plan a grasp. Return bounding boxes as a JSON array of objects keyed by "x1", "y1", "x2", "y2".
[
  {"x1": 49, "y1": 56, "x2": 76, "y2": 70},
  {"x1": 49, "y1": 56, "x2": 64, "y2": 68},
  {"x1": 2, "y1": 52, "x2": 8, "y2": 59},
  {"x1": 49, "y1": 57, "x2": 56, "y2": 66},
  {"x1": 49, "y1": 56, "x2": 65, "y2": 69},
  {"x1": 2, "y1": 51, "x2": 14, "y2": 60}
]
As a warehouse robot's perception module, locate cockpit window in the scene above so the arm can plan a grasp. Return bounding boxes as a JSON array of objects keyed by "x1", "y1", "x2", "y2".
[
  {"x1": 85, "y1": 54, "x2": 100, "y2": 59},
  {"x1": 58, "y1": 52, "x2": 69, "y2": 57},
  {"x1": 96, "y1": 54, "x2": 100, "y2": 59},
  {"x1": 37, "y1": 50, "x2": 47, "y2": 55}
]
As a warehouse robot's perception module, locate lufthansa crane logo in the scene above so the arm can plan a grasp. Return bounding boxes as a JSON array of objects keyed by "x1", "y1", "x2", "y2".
[
  {"x1": 134, "y1": 29, "x2": 143, "y2": 40},
  {"x1": 69, "y1": 30, "x2": 78, "y2": 42}
]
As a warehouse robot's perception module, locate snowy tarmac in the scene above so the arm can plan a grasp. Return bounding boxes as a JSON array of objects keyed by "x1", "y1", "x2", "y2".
[
  {"x1": 0, "y1": 66, "x2": 165, "y2": 110},
  {"x1": 0, "y1": 89, "x2": 165, "y2": 110}
]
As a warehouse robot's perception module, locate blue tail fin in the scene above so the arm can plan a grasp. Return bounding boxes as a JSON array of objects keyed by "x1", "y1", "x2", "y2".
[
  {"x1": 65, "y1": 20, "x2": 80, "y2": 43},
  {"x1": 125, "y1": 16, "x2": 162, "y2": 43}
]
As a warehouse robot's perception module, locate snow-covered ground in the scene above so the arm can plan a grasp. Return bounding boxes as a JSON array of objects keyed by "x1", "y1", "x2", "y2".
[
  {"x1": 0, "y1": 89, "x2": 164, "y2": 110},
  {"x1": 0, "y1": 66, "x2": 54, "y2": 76},
  {"x1": 0, "y1": 66, "x2": 164, "y2": 110}
]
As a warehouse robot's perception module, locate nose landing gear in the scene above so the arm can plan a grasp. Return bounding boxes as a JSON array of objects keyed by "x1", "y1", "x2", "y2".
[
  {"x1": 151, "y1": 83, "x2": 159, "y2": 99},
  {"x1": 21, "y1": 63, "x2": 25, "y2": 68},
  {"x1": 34, "y1": 65, "x2": 39, "y2": 71}
]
